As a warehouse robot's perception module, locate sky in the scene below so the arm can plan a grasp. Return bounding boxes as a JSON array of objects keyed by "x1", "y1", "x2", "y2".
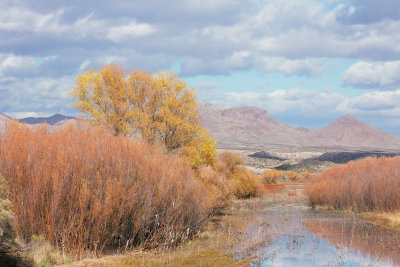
[{"x1": 1, "y1": 0, "x2": 400, "y2": 136}]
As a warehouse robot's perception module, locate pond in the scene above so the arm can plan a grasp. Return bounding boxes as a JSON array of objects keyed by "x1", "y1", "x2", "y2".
[{"x1": 235, "y1": 185, "x2": 400, "y2": 267}]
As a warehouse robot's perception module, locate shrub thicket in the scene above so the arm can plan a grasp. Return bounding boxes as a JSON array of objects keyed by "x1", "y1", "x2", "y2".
[
  {"x1": 197, "y1": 166, "x2": 234, "y2": 211},
  {"x1": 263, "y1": 169, "x2": 310, "y2": 184},
  {"x1": 0, "y1": 173, "x2": 31, "y2": 266},
  {"x1": 217, "y1": 151, "x2": 264, "y2": 199},
  {"x1": 305, "y1": 156, "x2": 400, "y2": 212},
  {"x1": 0, "y1": 122, "x2": 211, "y2": 257}
]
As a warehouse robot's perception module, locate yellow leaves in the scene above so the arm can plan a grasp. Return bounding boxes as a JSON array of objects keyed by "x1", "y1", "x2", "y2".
[
  {"x1": 70, "y1": 64, "x2": 132, "y2": 136},
  {"x1": 184, "y1": 127, "x2": 217, "y2": 169},
  {"x1": 70, "y1": 63, "x2": 217, "y2": 169},
  {"x1": 262, "y1": 169, "x2": 280, "y2": 184}
]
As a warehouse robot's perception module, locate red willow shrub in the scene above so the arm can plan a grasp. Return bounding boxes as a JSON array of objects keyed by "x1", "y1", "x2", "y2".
[
  {"x1": 217, "y1": 151, "x2": 264, "y2": 199},
  {"x1": 305, "y1": 156, "x2": 400, "y2": 212},
  {"x1": 0, "y1": 122, "x2": 210, "y2": 257}
]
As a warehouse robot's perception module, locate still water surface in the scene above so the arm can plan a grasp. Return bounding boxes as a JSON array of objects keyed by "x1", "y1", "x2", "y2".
[{"x1": 237, "y1": 186, "x2": 400, "y2": 267}]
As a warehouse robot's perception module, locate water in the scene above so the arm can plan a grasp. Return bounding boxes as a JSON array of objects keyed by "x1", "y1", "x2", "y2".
[{"x1": 236, "y1": 186, "x2": 400, "y2": 267}]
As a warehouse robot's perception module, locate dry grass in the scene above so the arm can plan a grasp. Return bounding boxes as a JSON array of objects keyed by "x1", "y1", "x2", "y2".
[
  {"x1": 0, "y1": 122, "x2": 212, "y2": 260},
  {"x1": 361, "y1": 212, "x2": 400, "y2": 231},
  {"x1": 305, "y1": 156, "x2": 400, "y2": 212}
]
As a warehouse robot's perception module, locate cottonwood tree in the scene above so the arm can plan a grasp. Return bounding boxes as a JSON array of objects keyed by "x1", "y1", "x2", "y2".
[
  {"x1": 71, "y1": 63, "x2": 216, "y2": 167},
  {"x1": 71, "y1": 64, "x2": 131, "y2": 136}
]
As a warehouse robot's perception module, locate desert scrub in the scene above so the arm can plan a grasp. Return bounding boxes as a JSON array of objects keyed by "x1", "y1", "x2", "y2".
[
  {"x1": 0, "y1": 122, "x2": 212, "y2": 259},
  {"x1": 197, "y1": 166, "x2": 234, "y2": 212},
  {"x1": 305, "y1": 156, "x2": 400, "y2": 212},
  {"x1": 217, "y1": 151, "x2": 264, "y2": 199}
]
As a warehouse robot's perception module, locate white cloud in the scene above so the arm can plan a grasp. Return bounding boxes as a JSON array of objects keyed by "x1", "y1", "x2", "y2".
[
  {"x1": 342, "y1": 60, "x2": 400, "y2": 89},
  {"x1": 199, "y1": 88, "x2": 345, "y2": 117},
  {"x1": 0, "y1": 54, "x2": 38, "y2": 77},
  {"x1": 106, "y1": 22, "x2": 156, "y2": 42},
  {"x1": 256, "y1": 56, "x2": 326, "y2": 77},
  {"x1": 338, "y1": 89, "x2": 400, "y2": 116},
  {"x1": 0, "y1": 76, "x2": 75, "y2": 114}
]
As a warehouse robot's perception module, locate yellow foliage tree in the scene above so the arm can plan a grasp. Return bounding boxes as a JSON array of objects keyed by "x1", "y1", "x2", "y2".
[
  {"x1": 71, "y1": 63, "x2": 217, "y2": 167},
  {"x1": 184, "y1": 127, "x2": 217, "y2": 168},
  {"x1": 71, "y1": 64, "x2": 132, "y2": 136}
]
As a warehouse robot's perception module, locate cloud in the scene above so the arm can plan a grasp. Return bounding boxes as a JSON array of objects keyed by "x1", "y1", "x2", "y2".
[
  {"x1": 0, "y1": 76, "x2": 75, "y2": 115},
  {"x1": 181, "y1": 54, "x2": 326, "y2": 77},
  {"x1": 334, "y1": 0, "x2": 400, "y2": 24},
  {"x1": 342, "y1": 60, "x2": 400, "y2": 89},
  {"x1": 106, "y1": 22, "x2": 156, "y2": 42},
  {"x1": 257, "y1": 56, "x2": 326, "y2": 77},
  {"x1": 0, "y1": 54, "x2": 39, "y2": 77},
  {"x1": 199, "y1": 87, "x2": 346, "y2": 117},
  {"x1": 340, "y1": 90, "x2": 400, "y2": 116}
]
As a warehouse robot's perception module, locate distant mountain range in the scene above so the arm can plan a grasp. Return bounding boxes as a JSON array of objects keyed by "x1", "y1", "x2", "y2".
[
  {"x1": 0, "y1": 113, "x2": 76, "y2": 132},
  {"x1": 2, "y1": 106, "x2": 400, "y2": 150},
  {"x1": 18, "y1": 114, "x2": 76, "y2": 125},
  {"x1": 198, "y1": 104, "x2": 400, "y2": 150}
]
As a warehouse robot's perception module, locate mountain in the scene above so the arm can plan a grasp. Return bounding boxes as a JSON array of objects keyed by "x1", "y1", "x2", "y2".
[
  {"x1": 315, "y1": 115, "x2": 400, "y2": 149},
  {"x1": 199, "y1": 104, "x2": 400, "y2": 150},
  {"x1": 0, "y1": 113, "x2": 12, "y2": 121},
  {"x1": 199, "y1": 104, "x2": 332, "y2": 148},
  {"x1": 19, "y1": 114, "x2": 76, "y2": 125},
  {"x1": 0, "y1": 113, "x2": 13, "y2": 132}
]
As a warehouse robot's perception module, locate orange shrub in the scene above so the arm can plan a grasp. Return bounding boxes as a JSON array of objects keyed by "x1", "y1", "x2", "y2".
[
  {"x1": 197, "y1": 166, "x2": 234, "y2": 211},
  {"x1": 218, "y1": 151, "x2": 244, "y2": 174},
  {"x1": 216, "y1": 151, "x2": 263, "y2": 199},
  {"x1": 0, "y1": 122, "x2": 211, "y2": 257},
  {"x1": 305, "y1": 157, "x2": 400, "y2": 212},
  {"x1": 262, "y1": 169, "x2": 280, "y2": 184},
  {"x1": 231, "y1": 167, "x2": 264, "y2": 199},
  {"x1": 288, "y1": 171, "x2": 301, "y2": 181}
]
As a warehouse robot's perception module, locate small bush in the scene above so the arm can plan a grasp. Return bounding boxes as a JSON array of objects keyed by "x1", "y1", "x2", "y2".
[
  {"x1": 288, "y1": 171, "x2": 301, "y2": 181},
  {"x1": 262, "y1": 170, "x2": 279, "y2": 184},
  {"x1": 197, "y1": 166, "x2": 234, "y2": 211},
  {"x1": 305, "y1": 156, "x2": 400, "y2": 212},
  {"x1": 218, "y1": 151, "x2": 244, "y2": 174},
  {"x1": 231, "y1": 167, "x2": 264, "y2": 199},
  {"x1": 0, "y1": 123, "x2": 211, "y2": 257},
  {"x1": 262, "y1": 170, "x2": 307, "y2": 183},
  {"x1": 216, "y1": 151, "x2": 263, "y2": 199}
]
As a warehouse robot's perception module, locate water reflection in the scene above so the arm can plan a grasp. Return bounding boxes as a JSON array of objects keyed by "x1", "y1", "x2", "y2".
[{"x1": 239, "y1": 200, "x2": 400, "y2": 267}]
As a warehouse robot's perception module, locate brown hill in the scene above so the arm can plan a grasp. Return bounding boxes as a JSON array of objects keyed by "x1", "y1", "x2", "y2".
[
  {"x1": 199, "y1": 104, "x2": 400, "y2": 150},
  {"x1": 198, "y1": 104, "x2": 332, "y2": 149},
  {"x1": 315, "y1": 115, "x2": 400, "y2": 149}
]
